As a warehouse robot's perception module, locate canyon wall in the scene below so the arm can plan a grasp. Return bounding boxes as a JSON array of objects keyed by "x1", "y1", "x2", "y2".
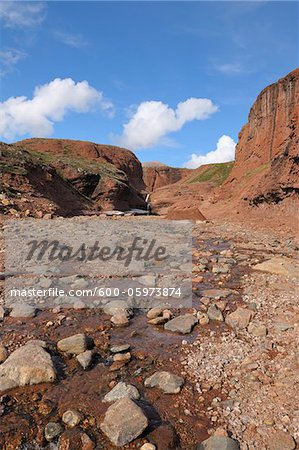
[
  {"x1": 223, "y1": 68, "x2": 299, "y2": 204},
  {"x1": 142, "y1": 164, "x2": 191, "y2": 192}
]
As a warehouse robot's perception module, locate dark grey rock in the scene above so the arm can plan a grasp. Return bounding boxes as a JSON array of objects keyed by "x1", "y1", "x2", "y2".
[
  {"x1": 207, "y1": 304, "x2": 224, "y2": 322},
  {"x1": 44, "y1": 422, "x2": 64, "y2": 442}
]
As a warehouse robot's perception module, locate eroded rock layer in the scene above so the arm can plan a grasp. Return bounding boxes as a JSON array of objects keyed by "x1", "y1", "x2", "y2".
[{"x1": 223, "y1": 68, "x2": 299, "y2": 205}]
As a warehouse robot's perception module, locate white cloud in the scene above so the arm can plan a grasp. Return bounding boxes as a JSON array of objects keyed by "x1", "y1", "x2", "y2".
[
  {"x1": 0, "y1": 78, "x2": 114, "y2": 140},
  {"x1": 0, "y1": 48, "x2": 27, "y2": 76},
  {"x1": 54, "y1": 31, "x2": 88, "y2": 48},
  {"x1": 215, "y1": 63, "x2": 245, "y2": 75},
  {"x1": 212, "y1": 60, "x2": 254, "y2": 76},
  {"x1": 184, "y1": 135, "x2": 236, "y2": 168},
  {"x1": 116, "y1": 98, "x2": 218, "y2": 150},
  {"x1": 0, "y1": 1, "x2": 46, "y2": 28}
]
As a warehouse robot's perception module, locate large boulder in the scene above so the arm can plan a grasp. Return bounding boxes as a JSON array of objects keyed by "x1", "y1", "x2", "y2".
[
  {"x1": 166, "y1": 205, "x2": 206, "y2": 221},
  {"x1": 100, "y1": 397, "x2": 148, "y2": 446},
  {"x1": 0, "y1": 342, "x2": 56, "y2": 393}
]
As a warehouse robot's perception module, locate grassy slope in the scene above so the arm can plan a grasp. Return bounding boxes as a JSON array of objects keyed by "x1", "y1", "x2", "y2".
[
  {"x1": 25, "y1": 148, "x2": 126, "y2": 183},
  {"x1": 187, "y1": 162, "x2": 234, "y2": 186}
]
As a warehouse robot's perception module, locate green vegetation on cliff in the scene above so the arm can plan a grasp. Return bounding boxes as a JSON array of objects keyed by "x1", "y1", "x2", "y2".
[{"x1": 188, "y1": 162, "x2": 234, "y2": 185}]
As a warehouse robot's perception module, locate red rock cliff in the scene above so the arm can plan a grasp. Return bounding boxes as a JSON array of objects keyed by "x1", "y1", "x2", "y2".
[
  {"x1": 224, "y1": 68, "x2": 299, "y2": 204},
  {"x1": 143, "y1": 165, "x2": 191, "y2": 192},
  {"x1": 15, "y1": 138, "x2": 146, "y2": 211}
]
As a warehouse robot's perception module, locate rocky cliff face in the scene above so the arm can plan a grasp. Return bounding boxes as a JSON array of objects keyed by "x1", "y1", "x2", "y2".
[
  {"x1": 148, "y1": 162, "x2": 234, "y2": 215},
  {"x1": 143, "y1": 165, "x2": 190, "y2": 192},
  {"x1": 224, "y1": 68, "x2": 299, "y2": 204},
  {"x1": 15, "y1": 138, "x2": 146, "y2": 211},
  {"x1": 0, "y1": 142, "x2": 91, "y2": 217}
]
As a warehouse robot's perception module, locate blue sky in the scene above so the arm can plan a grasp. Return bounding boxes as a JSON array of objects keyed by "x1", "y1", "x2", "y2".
[{"x1": 0, "y1": 1, "x2": 298, "y2": 167}]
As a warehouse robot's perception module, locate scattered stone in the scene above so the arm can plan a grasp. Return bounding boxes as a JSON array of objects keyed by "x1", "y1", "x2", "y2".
[
  {"x1": 162, "y1": 309, "x2": 173, "y2": 320},
  {"x1": 215, "y1": 300, "x2": 227, "y2": 311},
  {"x1": 110, "y1": 344, "x2": 130, "y2": 353},
  {"x1": 57, "y1": 334, "x2": 90, "y2": 355},
  {"x1": 111, "y1": 314, "x2": 129, "y2": 326},
  {"x1": 72, "y1": 277, "x2": 89, "y2": 289},
  {"x1": 144, "y1": 371, "x2": 184, "y2": 394},
  {"x1": 0, "y1": 344, "x2": 8, "y2": 363},
  {"x1": 103, "y1": 300, "x2": 132, "y2": 317},
  {"x1": 62, "y1": 409, "x2": 81, "y2": 428},
  {"x1": 113, "y1": 352, "x2": 131, "y2": 363},
  {"x1": 247, "y1": 302, "x2": 258, "y2": 311},
  {"x1": 10, "y1": 303, "x2": 36, "y2": 318},
  {"x1": 148, "y1": 316, "x2": 167, "y2": 325},
  {"x1": 100, "y1": 397, "x2": 148, "y2": 446},
  {"x1": 140, "y1": 444, "x2": 156, "y2": 450},
  {"x1": 164, "y1": 314, "x2": 198, "y2": 334},
  {"x1": 0, "y1": 305, "x2": 5, "y2": 320},
  {"x1": 253, "y1": 257, "x2": 299, "y2": 278},
  {"x1": 200, "y1": 297, "x2": 210, "y2": 306},
  {"x1": 219, "y1": 400, "x2": 236, "y2": 410},
  {"x1": 193, "y1": 276, "x2": 204, "y2": 283},
  {"x1": 45, "y1": 422, "x2": 64, "y2": 442},
  {"x1": 0, "y1": 343, "x2": 56, "y2": 392},
  {"x1": 39, "y1": 277, "x2": 52, "y2": 289},
  {"x1": 58, "y1": 430, "x2": 95, "y2": 450},
  {"x1": 214, "y1": 428, "x2": 228, "y2": 437},
  {"x1": 274, "y1": 322, "x2": 293, "y2": 332},
  {"x1": 197, "y1": 312, "x2": 210, "y2": 325},
  {"x1": 103, "y1": 382, "x2": 140, "y2": 402},
  {"x1": 247, "y1": 322, "x2": 267, "y2": 337},
  {"x1": 73, "y1": 300, "x2": 86, "y2": 310},
  {"x1": 225, "y1": 308, "x2": 253, "y2": 329},
  {"x1": 147, "y1": 307, "x2": 163, "y2": 319},
  {"x1": 148, "y1": 422, "x2": 179, "y2": 449},
  {"x1": 212, "y1": 264, "x2": 230, "y2": 274},
  {"x1": 138, "y1": 275, "x2": 156, "y2": 286},
  {"x1": 207, "y1": 304, "x2": 224, "y2": 322},
  {"x1": 199, "y1": 289, "x2": 236, "y2": 300},
  {"x1": 76, "y1": 350, "x2": 93, "y2": 370},
  {"x1": 267, "y1": 430, "x2": 295, "y2": 450},
  {"x1": 109, "y1": 361, "x2": 127, "y2": 371},
  {"x1": 196, "y1": 435, "x2": 240, "y2": 449}
]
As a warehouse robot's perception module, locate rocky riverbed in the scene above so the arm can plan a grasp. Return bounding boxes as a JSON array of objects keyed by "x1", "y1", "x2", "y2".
[{"x1": 0, "y1": 218, "x2": 298, "y2": 449}]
